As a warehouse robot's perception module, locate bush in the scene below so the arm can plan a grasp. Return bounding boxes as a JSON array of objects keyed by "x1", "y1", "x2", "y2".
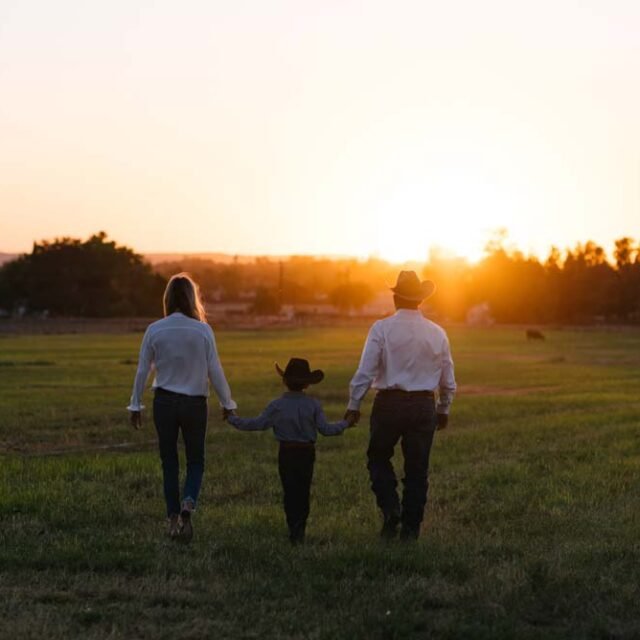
[{"x1": 0, "y1": 232, "x2": 166, "y2": 317}]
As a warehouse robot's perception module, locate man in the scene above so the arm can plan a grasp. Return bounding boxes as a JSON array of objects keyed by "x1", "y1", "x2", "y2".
[{"x1": 345, "y1": 271, "x2": 456, "y2": 540}]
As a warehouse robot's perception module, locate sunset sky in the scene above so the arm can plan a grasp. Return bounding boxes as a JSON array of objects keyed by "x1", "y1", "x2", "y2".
[{"x1": 1, "y1": 1, "x2": 639, "y2": 262}]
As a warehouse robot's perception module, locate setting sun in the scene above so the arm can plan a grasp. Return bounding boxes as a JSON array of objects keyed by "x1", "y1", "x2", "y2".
[{"x1": 370, "y1": 173, "x2": 517, "y2": 263}]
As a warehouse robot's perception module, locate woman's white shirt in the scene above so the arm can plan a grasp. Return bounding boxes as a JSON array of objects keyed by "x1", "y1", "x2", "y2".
[{"x1": 127, "y1": 312, "x2": 237, "y2": 411}]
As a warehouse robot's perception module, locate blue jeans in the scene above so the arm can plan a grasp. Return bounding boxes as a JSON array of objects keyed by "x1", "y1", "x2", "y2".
[
  {"x1": 367, "y1": 391, "x2": 437, "y2": 532},
  {"x1": 153, "y1": 388, "x2": 208, "y2": 517}
]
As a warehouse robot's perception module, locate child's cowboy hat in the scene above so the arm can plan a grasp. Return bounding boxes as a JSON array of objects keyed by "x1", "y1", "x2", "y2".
[
  {"x1": 390, "y1": 270, "x2": 436, "y2": 302},
  {"x1": 275, "y1": 358, "x2": 325, "y2": 385}
]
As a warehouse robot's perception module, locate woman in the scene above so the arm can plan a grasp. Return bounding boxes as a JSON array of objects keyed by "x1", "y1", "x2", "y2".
[{"x1": 127, "y1": 273, "x2": 237, "y2": 542}]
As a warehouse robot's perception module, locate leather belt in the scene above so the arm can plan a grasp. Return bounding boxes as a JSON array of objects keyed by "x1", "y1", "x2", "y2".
[
  {"x1": 155, "y1": 387, "x2": 206, "y2": 400},
  {"x1": 377, "y1": 389, "x2": 434, "y2": 398}
]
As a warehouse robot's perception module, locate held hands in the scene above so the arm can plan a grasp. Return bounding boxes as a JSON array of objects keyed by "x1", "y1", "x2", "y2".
[
  {"x1": 436, "y1": 413, "x2": 449, "y2": 430},
  {"x1": 222, "y1": 407, "x2": 237, "y2": 422},
  {"x1": 343, "y1": 409, "x2": 361, "y2": 428},
  {"x1": 129, "y1": 411, "x2": 143, "y2": 430}
]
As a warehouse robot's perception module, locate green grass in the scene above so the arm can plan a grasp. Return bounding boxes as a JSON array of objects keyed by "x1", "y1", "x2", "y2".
[{"x1": 1, "y1": 325, "x2": 640, "y2": 639}]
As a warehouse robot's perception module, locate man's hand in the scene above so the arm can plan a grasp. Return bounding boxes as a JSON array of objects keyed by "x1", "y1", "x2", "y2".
[
  {"x1": 130, "y1": 411, "x2": 142, "y2": 430},
  {"x1": 222, "y1": 407, "x2": 237, "y2": 421},
  {"x1": 344, "y1": 409, "x2": 361, "y2": 426},
  {"x1": 436, "y1": 413, "x2": 448, "y2": 430}
]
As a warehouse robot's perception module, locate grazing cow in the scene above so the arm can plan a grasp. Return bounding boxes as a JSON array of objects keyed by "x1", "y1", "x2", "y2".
[{"x1": 526, "y1": 329, "x2": 545, "y2": 340}]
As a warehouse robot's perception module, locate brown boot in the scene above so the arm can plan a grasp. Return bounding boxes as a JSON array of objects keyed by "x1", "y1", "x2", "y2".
[
  {"x1": 179, "y1": 499, "x2": 195, "y2": 544},
  {"x1": 167, "y1": 514, "x2": 180, "y2": 541}
]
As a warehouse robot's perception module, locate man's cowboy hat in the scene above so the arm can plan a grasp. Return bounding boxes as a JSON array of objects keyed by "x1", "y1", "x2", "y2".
[
  {"x1": 275, "y1": 358, "x2": 325, "y2": 385},
  {"x1": 390, "y1": 270, "x2": 436, "y2": 302}
]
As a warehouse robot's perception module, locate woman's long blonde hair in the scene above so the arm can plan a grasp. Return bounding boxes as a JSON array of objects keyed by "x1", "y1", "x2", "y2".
[{"x1": 163, "y1": 273, "x2": 206, "y2": 322}]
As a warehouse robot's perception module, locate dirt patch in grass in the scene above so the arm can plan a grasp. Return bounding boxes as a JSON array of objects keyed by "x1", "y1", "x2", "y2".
[
  {"x1": 1, "y1": 440, "x2": 157, "y2": 456},
  {"x1": 0, "y1": 360, "x2": 56, "y2": 367},
  {"x1": 37, "y1": 440, "x2": 158, "y2": 457}
]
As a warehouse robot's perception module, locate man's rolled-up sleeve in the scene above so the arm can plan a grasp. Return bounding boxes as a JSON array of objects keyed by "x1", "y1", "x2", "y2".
[
  {"x1": 436, "y1": 336, "x2": 456, "y2": 414},
  {"x1": 347, "y1": 323, "x2": 383, "y2": 411}
]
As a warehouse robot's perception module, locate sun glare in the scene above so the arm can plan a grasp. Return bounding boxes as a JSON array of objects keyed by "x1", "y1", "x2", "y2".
[{"x1": 370, "y1": 174, "x2": 514, "y2": 264}]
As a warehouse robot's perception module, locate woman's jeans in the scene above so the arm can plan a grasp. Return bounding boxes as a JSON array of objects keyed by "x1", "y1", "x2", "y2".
[
  {"x1": 153, "y1": 388, "x2": 208, "y2": 517},
  {"x1": 367, "y1": 390, "x2": 437, "y2": 533}
]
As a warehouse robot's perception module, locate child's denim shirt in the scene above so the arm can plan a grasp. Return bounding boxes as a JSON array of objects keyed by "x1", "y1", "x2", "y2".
[{"x1": 227, "y1": 392, "x2": 348, "y2": 443}]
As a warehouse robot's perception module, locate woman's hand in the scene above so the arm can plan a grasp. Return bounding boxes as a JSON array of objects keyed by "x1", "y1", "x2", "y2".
[{"x1": 130, "y1": 411, "x2": 143, "y2": 429}]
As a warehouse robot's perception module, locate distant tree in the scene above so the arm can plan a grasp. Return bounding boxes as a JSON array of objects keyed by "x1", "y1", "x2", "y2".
[
  {"x1": 0, "y1": 232, "x2": 166, "y2": 316},
  {"x1": 559, "y1": 242, "x2": 617, "y2": 322},
  {"x1": 219, "y1": 261, "x2": 244, "y2": 301},
  {"x1": 251, "y1": 287, "x2": 281, "y2": 315},
  {"x1": 281, "y1": 280, "x2": 314, "y2": 304},
  {"x1": 544, "y1": 246, "x2": 562, "y2": 270},
  {"x1": 613, "y1": 237, "x2": 640, "y2": 320},
  {"x1": 543, "y1": 246, "x2": 564, "y2": 322},
  {"x1": 469, "y1": 247, "x2": 547, "y2": 323},
  {"x1": 614, "y1": 237, "x2": 637, "y2": 268},
  {"x1": 329, "y1": 282, "x2": 374, "y2": 313},
  {"x1": 483, "y1": 227, "x2": 512, "y2": 255}
]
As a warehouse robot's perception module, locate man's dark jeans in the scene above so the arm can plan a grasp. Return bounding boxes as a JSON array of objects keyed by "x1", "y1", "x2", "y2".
[
  {"x1": 367, "y1": 391, "x2": 437, "y2": 533},
  {"x1": 153, "y1": 388, "x2": 208, "y2": 517},
  {"x1": 278, "y1": 442, "x2": 316, "y2": 542}
]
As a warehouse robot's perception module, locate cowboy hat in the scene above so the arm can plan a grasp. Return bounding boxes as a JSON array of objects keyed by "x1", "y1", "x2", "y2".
[
  {"x1": 390, "y1": 270, "x2": 436, "y2": 302},
  {"x1": 275, "y1": 358, "x2": 324, "y2": 385}
]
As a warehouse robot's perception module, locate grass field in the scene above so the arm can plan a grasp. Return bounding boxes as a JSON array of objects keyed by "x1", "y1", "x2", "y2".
[{"x1": 1, "y1": 325, "x2": 639, "y2": 639}]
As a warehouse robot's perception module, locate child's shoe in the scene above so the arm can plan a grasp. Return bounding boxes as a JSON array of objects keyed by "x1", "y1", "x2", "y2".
[
  {"x1": 380, "y1": 510, "x2": 401, "y2": 541},
  {"x1": 399, "y1": 525, "x2": 420, "y2": 542},
  {"x1": 289, "y1": 520, "x2": 306, "y2": 545}
]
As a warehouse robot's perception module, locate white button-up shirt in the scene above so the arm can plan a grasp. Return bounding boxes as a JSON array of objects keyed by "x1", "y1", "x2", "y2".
[
  {"x1": 348, "y1": 309, "x2": 456, "y2": 413},
  {"x1": 127, "y1": 312, "x2": 237, "y2": 411}
]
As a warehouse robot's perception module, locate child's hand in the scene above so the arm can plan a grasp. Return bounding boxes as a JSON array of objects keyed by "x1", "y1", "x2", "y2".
[{"x1": 344, "y1": 409, "x2": 360, "y2": 427}]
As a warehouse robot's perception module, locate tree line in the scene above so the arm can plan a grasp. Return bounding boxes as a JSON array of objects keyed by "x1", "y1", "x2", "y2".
[
  {"x1": 424, "y1": 238, "x2": 640, "y2": 323},
  {"x1": 1, "y1": 232, "x2": 639, "y2": 323}
]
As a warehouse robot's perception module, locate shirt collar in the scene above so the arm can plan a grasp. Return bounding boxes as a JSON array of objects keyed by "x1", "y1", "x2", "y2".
[{"x1": 395, "y1": 309, "x2": 422, "y2": 316}]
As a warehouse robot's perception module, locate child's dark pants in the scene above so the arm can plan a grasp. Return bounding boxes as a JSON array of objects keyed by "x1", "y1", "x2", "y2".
[{"x1": 278, "y1": 442, "x2": 316, "y2": 543}]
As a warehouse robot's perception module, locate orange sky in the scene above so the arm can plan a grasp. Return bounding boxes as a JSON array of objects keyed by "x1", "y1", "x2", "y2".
[{"x1": 1, "y1": 1, "x2": 639, "y2": 262}]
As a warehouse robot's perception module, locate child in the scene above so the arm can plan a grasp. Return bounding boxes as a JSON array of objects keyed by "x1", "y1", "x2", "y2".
[{"x1": 225, "y1": 357, "x2": 356, "y2": 544}]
